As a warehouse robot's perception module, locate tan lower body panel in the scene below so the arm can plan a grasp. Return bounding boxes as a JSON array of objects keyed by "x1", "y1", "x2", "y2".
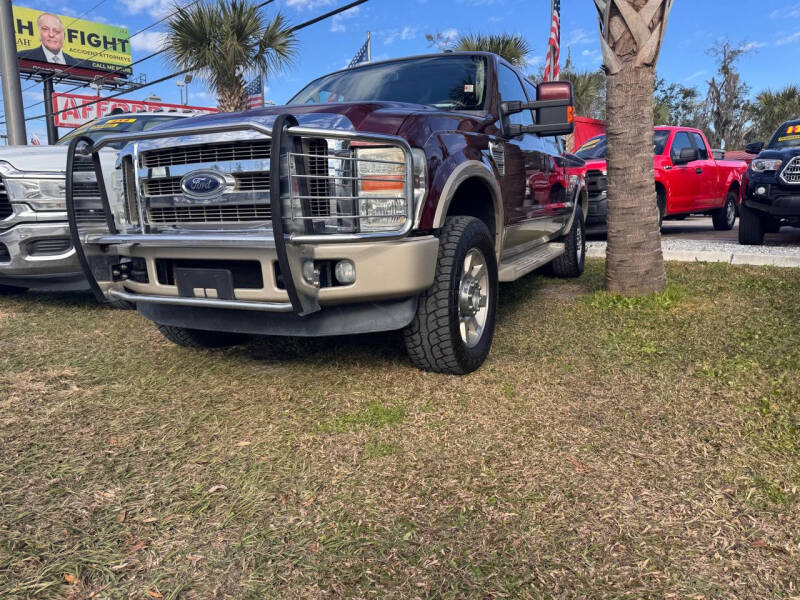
[{"x1": 118, "y1": 236, "x2": 439, "y2": 305}]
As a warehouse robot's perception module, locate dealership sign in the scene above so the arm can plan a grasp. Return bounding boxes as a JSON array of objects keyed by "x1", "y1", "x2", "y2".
[
  {"x1": 53, "y1": 93, "x2": 217, "y2": 128},
  {"x1": 14, "y1": 5, "x2": 132, "y2": 77}
]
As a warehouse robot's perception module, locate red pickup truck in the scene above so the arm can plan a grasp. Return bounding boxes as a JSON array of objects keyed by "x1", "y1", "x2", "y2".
[{"x1": 575, "y1": 126, "x2": 748, "y2": 230}]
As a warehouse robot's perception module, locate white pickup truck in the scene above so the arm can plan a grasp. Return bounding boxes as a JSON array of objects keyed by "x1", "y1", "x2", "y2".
[{"x1": 0, "y1": 112, "x2": 191, "y2": 293}]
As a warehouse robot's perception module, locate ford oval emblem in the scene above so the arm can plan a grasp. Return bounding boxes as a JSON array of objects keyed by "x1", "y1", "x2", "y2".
[{"x1": 180, "y1": 170, "x2": 227, "y2": 199}]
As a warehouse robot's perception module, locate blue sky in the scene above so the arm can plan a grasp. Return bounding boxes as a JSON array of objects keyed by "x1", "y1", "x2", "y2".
[{"x1": 6, "y1": 0, "x2": 800, "y2": 141}]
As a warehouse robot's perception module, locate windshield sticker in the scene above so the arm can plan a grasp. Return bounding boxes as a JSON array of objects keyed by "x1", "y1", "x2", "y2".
[
  {"x1": 87, "y1": 122, "x2": 120, "y2": 130},
  {"x1": 463, "y1": 84, "x2": 474, "y2": 93},
  {"x1": 580, "y1": 138, "x2": 601, "y2": 149},
  {"x1": 777, "y1": 134, "x2": 800, "y2": 143},
  {"x1": 786, "y1": 125, "x2": 800, "y2": 134},
  {"x1": 105, "y1": 118, "x2": 136, "y2": 124}
]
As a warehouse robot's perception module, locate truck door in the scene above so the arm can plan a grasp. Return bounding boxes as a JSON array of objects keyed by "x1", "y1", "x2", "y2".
[
  {"x1": 689, "y1": 131, "x2": 718, "y2": 210},
  {"x1": 667, "y1": 131, "x2": 698, "y2": 214},
  {"x1": 496, "y1": 64, "x2": 560, "y2": 255}
]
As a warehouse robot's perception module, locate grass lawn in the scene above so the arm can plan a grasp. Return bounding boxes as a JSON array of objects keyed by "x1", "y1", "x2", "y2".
[{"x1": 1, "y1": 260, "x2": 798, "y2": 599}]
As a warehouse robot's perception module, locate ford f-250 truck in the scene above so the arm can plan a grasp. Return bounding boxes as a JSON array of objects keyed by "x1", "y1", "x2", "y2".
[
  {"x1": 0, "y1": 112, "x2": 192, "y2": 294},
  {"x1": 575, "y1": 126, "x2": 747, "y2": 230},
  {"x1": 64, "y1": 52, "x2": 586, "y2": 374},
  {"x1": 739, "y1": 118, "x2": 800, "y2": 244}
]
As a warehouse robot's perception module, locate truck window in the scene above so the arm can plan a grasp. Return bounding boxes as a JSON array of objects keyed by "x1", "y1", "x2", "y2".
[
  {"x1": 690, "y1": 132, "x2": 709, "y2": 159},
  {"x1": 670, "y1": 132, "x2": 694, "y2": 162},
  {"x1": 497, "y1": 64, "x2": 533, "y2": 128},
  {"x1": 654, "y1": 130, "x2": 669, "y2": 155}
]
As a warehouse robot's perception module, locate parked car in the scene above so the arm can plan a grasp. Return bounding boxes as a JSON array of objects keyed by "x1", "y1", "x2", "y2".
[
  {"x1": 574, "y1": 126, "x2": 748, "y2": 231},
  {"x1": 739, "y1": 118, "x2": 800, "y2": 244},
  {"x1": 64, "y1": 52, "x2": 586, "y2": 374},
  {"x1": 0, "y1": 112, "x2": 194, "y2": 293}
]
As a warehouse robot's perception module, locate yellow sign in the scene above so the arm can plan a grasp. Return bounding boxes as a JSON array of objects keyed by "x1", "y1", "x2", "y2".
[
  {"x1": 786, "y1": 125, "x2": 800, "y2": 135},
  {"x1": 13, "y1": 5, "x2": 132, "y2": 76},
  {"x1": 777, "y1": 134, "x2": 800, "y2": 143}
]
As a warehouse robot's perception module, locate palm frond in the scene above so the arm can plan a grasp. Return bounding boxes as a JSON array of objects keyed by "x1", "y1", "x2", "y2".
[{"x1": 453, "y1": 33, "x2": 531, "y2": 68}]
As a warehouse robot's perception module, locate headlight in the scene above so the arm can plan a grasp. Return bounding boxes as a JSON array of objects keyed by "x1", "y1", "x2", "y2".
[
  {"x1": 4, "y1": 178, "x2": 67, "y2": 211},
  {"x1": 751, "y1": 158, "x2": 783, "y2": 173},
  {"x1": 355, "y1": 145, "x2": 409, "y2": 232}
]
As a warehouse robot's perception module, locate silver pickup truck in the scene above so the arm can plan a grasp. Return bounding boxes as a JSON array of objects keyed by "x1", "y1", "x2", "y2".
[{"x1": 0, "y1": 112, "x2": 191, "y2": 293}]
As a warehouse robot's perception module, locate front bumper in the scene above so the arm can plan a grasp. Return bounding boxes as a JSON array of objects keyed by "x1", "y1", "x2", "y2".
[
  {"x1": 586, "y1": 191, "x2": 608, "y2": 226},
  {"x1": 0, "y1": 208, "x2": 86, "y2": 290},
  {"x1": 745, "y1": 188, "x2": 800, "y2": 217}
]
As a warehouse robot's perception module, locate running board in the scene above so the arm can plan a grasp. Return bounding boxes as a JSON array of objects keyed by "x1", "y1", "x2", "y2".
[{"x1": 498, "y1": 242, "x2": 565, "y2": 282}]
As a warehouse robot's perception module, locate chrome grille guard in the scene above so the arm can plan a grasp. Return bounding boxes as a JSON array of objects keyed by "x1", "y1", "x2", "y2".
[{"x1": 65, "y1": 115, "x2": 416, "y2": 316}]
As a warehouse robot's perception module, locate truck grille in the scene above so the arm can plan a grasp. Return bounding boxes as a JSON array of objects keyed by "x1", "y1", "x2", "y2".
[
  {"x1": 141, "y1": 173, "x2": 271, "y2": 197},
  {"x1": 780, "y1": 157, "x2": 800, "y2": 185},
  {"x1": 147, "y1": 204, "x2": 272, "y2": 224},
  {"x1": 140, "y1": 141, "x2": 270, "y2": 168},
  {"x1": 585, "y1": 169, "x2": 607, "y2": 198},
  {"x1": 0, "y1": 178, "x2": 11, "y2": 220},
  {"x1": 28, "y1": 238, "x2": 72, "y2": 255}
]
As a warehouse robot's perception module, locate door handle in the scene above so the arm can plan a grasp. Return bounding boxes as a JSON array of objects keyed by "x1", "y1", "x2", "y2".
[{"x1": 695, "y1": 168, "x2": 703, "y2": 174}]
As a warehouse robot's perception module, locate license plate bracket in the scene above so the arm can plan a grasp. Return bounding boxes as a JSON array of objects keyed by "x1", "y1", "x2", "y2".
[{"x1": 174, "y1": 267, "x2": 235, "y2": 300}]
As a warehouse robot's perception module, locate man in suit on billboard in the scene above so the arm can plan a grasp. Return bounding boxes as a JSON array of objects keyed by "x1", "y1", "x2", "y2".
[{"x1": 18, "y1": 13, "x2": 77, "y2": 67}]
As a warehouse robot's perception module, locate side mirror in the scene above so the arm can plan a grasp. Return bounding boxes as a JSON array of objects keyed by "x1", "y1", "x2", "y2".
[
  {"x1": 675, "y1": 147, "x2": 698, "y2": 164},
  {"x1": 501, "y1": 81, "x2": 574, "y2": 138},
  {"x1": 745, "y1": 141, "x2": 764, "y2": 155},
  {"x1": 712, "y1": 148, "x2": 725, "y2": 160}
]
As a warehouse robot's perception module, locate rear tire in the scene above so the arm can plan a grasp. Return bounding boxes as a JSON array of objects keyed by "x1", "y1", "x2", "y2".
[
  {"x1": 712, "y1": 192, "x2": 737, "y2": 231},
  {"x1": 0, "y1": 284, "x2": 28, "y2": 295},
  {"x1": 403, "y1": 216, "x2": 498, "y2": 375},
  {"x1": 550, "y1": 209, "x2": 586, "y2": 278},
  {"x1": 738, "y1": 203, "x2": 765, "y2": 245},
  {"x1": 156, "y1": 324, "x2": 248, "y2": 349}
]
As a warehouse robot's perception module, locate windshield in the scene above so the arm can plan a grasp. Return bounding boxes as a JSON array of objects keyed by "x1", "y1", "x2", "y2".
[
  {"x1": 289, "y1": 55, "x2": 488, "y2": 111},
  {"x1": 575, "y1": 130, "x2": 671, "y2": 158},
  {"x1": 58, "y1": 114, "x2": 185, "y2": 149},
  {"x1": 768, "y1": 122, "x2": 800, "y2": 150}
]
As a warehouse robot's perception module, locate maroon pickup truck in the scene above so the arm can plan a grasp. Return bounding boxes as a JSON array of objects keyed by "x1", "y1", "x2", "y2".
[
  {"x1": 575, "y1": 126, "x2": 747, "y2": 230},
  {"x1": 64, "y1": 52, "x2": 587, "y2": 375}
]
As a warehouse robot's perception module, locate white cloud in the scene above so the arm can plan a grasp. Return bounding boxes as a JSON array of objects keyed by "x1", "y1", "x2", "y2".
[
  {"x1": 120, "y1": 0, "x2": 173, "y2": 18},
  {"x1": 130, "y1": 31, "x2": 167, "y2": 53},
  {"x1": 286, "y1": 0, "x2": 335, "y2": 10},
  {"x1": 741, "y1": 41, "x2": 766, "y2": 51},
  {"x1": 684, "y1": 70, "x2": 705, "y2": 82},
  {"x1": 565, "y1": 28, "x2": 593, "y2": 47},
  {"x1": 441, "y1": 28, "x2": 458, "y2": 42},
  {"x1": 526, "y1": 55, "x2": 543, "y2": 67},
  {"x1": 777, "y1": 30, "x2": 800, "y2": 45},
  {"x1": 401, "y1": 26, "x2": 417, "y2": 41},
  {"x1": 330, "y1": 5, "x2": 361, "y2": 33},
  {"x1": 770, "y1": 3, "x2": 800, "y2": 18}
]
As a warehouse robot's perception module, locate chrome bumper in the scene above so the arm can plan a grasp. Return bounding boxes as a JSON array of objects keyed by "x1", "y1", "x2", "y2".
[{"x1": 0, "y1": 208, "x2": 81, "y2": 278}]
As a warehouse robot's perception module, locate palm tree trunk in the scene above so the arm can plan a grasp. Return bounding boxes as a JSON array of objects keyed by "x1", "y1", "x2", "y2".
[
  {"x1": 595, "y1": 0, "x2": 671, "y2": 295},
  {"x1": 605, "y1": 63, "x2": 666, "y2": 294}
]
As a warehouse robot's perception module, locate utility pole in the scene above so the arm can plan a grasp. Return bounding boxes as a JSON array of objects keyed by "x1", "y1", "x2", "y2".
[
  {"x1": 42, "y1": 78, "x2": 58, "y2": 144},
  {"x1": 0, "y1": 0, "x2": 27, "y2": 145}
]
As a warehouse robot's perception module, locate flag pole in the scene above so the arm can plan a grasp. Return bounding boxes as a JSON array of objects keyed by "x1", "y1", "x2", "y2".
[
  {"x1": 260, "y1": 69, "x2": 266, "y2": 107},
  {"x1": 366, "y1": 31, "x2": 371, "y2": 62}
]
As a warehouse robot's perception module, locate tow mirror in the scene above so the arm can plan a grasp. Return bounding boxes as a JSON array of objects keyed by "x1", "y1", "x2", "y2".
[
  {"x1": 501, "y1": 81, "x2": 574, "y2": 138},
  {"x1": 675, "y1": 147, "x2": 698, "y2": 164},
  {"x1": 745, "y1": 141, "x2": 764, "y2": 155}
]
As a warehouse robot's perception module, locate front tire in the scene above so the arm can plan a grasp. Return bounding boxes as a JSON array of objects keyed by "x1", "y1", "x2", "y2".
[
  {"x1": 403, "y1": 216, "x2": 498, "y2": 375},
  {"x1": 738, "y1": 203, "x2": 765, "y2": 245},
  {"x1": 550, "y1": 209, "x2": 586, "y2": 278},
  {"x1": 156, "y1": 324, "x2": 248, "y2": 349},
  {"x1": 712, "y1": 192, "x2": 737, "y2": 231}
]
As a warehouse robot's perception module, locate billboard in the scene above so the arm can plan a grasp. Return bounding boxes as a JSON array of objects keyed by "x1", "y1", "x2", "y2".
[
  {"x1": 53, "y1": 93, "x2": 217, "y2": 128},
  {"x1": 14, "y1": 5, "x2": 132, "y2": 77}
]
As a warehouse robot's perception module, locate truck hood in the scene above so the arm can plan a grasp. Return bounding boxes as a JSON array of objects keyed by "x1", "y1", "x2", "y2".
[
  {"x1": 0, "y1": 145, "x2": 69, "y2": 173},
  {"x1": 582, "y1": 158, "x2": 607, "y2": 171},
  {"x1": 151, "y1": 101, "x2": 488, "y2": 142},
  {"x1": 756, "y1": 147, "x2": 800, "y2": 161}
]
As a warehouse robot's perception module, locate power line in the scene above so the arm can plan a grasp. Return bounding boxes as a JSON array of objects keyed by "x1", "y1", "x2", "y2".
[
  {"x1": 3, "y1": 0, "x2": 369, "y2": 126},
  {"x1": 19, "y1": 0, "x2": 203, "y2": 105}
]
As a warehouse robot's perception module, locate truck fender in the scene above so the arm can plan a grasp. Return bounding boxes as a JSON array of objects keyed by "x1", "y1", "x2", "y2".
[
  {"x1": 561, "y1": 181, "x2": 588, "y2": 235},
  {"x1": 432, "y1": 160, "x2": 504, "y2": 255}
]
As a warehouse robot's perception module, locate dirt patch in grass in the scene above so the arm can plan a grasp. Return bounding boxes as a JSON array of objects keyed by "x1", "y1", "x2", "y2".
[{"x1": 1, "y1": 261, "x2": 799, "y2": 598}]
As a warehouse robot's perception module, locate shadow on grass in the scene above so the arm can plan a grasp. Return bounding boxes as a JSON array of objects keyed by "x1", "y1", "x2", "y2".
[{"x1": 2, "y1": 289, "x2": 99, "y2": 310}]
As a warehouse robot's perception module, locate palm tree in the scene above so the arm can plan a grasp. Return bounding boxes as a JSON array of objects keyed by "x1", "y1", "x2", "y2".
[
  {"x1": 452, "y1": 33, "x2": 531, "y2": 68},
  {"x1": 165, "y1": 0, "x2": 296, "y2": 112},
  {"x1": 594, "y1": 0, "x2": 672, "y2": 295},
  {"x1": 752, "y1": 85, "x2": 800, "y2": 142}
]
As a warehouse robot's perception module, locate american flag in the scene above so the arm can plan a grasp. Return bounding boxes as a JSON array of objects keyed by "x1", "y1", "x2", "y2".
[
  {"x1": 348, "y1": 35, "x2": 370, "y2": 69},
  {"x1": 543, "y1": 0, "x2": 561, "y2": 81},
  {"x1": 244, "y1": 77, "x2": 263, "y2": 109}
]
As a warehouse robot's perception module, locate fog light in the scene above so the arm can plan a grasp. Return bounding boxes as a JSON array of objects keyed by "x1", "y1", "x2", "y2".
[
  {"x1": 756, "y1": 186, "x2": 767, "y2": 195},
  {"x1": 302, "y1": 260, "x2": 320, "y2": 287},
  {"x1": 335, "y1": 260, "x2": 356, "y2": 284}
]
